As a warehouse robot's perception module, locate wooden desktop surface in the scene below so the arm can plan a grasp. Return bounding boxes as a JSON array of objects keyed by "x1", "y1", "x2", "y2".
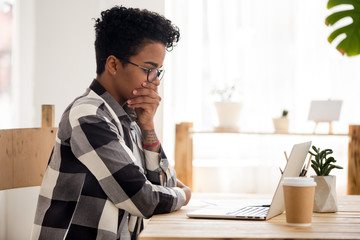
[{"x1": 139, "y1": 193, "x2": 360, "y2": 240}]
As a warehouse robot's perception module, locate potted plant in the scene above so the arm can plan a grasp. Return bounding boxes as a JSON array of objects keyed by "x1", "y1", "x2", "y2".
[
  {"x1": 309, "y1": 145, "x2": 343, "y2": 212},
  {"x1": 273, "y1": 110, "x2": 289, "y2": 133},
  {"x1": 212, "y1": 83, "x2": 242, "y2": 130}
]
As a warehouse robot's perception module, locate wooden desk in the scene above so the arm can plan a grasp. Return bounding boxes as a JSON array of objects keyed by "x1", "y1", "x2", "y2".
[{"x1": 139, "y1": 193, "x2": 360, "y2": 240}]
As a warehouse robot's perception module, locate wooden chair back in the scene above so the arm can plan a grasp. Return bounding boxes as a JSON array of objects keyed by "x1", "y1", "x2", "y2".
[{"x1": 0, "y1": 105, "x2": 57, "y2": 190}]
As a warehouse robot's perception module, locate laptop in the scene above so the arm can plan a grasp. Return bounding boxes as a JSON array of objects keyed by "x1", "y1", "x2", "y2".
[{"x1": 187, "y1": 141, "x2": 312, "y2": 221}]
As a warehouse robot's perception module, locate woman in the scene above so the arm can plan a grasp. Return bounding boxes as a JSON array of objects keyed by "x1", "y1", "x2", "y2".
[{"x1": 32, "y1": 6, "x2": 191, "y2": 240}]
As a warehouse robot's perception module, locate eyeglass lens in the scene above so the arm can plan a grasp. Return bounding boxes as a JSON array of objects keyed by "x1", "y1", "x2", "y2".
[{"x1": 148, "y1": 69, "x2": 164, "y2": 82}]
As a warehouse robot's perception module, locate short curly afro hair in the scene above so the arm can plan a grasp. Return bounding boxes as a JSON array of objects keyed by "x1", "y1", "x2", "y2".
[{"x1": 94, "y1": 6, "x2": 180, "y2": 75}]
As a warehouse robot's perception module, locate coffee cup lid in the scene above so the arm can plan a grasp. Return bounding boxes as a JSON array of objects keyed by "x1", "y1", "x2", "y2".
[{"x1": 282, "y1": 177, "x2": 316, "y2": 187}]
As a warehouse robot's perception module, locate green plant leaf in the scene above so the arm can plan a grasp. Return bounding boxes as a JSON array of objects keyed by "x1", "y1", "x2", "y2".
[
  {"x1": 311, "y1": 164, "x2": 322, "y2": 176},
  {"x1": 309, "y1": 150, "x2": 317, "y2": 156},
  {"x1": 326, "y1": 0, "x2": 360, "y2": 56},
  {"x1": 320, "y1": 151, "x2": 325, "y2": 169},
  {"x1": 324, "y1": 164, "x2": 344, "y2": 175},
  {"x1": 327, "y1": 0, "x2": 360, "y2": 9},
  {"x1": 324, "y1": 165, "x2": 338, "y2": 175},
  {"x1": 324, "y1": 149, "x2": 333, "y2": 154},
  {"x1": 332, "y1": 164, "x2": 344, "y2": 169},
  {"x1": 323, "y1": 165, "x2": 335, "y2": 176},
  {"x1": 323, "y1": 157, "x2": 336, "y2": 170},
  {"x1": 312, "y1": 146, "x2": 318, "y2": 153},
  {"x1": 326, "y1": 10, "x2": 358, "y2": 25},
  {"x1": 309, "y1": 145, "x2": 343, "y2": 175},
  {"x1": 282, "y1": 110, "x2": 288, "y2": 117},
  {"x1": 311, "y1": 160, "x2": 319, "y2": 168},
  {"x1": 322, "y1": 166, "x2": 329, "y2": 175}
]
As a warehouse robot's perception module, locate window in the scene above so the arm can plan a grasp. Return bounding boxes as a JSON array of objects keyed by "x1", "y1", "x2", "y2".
[
  {"x1": 164, "y1": 0, "x2": 357, "y2": 194},
  {"x1": 0, "y1": 0, "x2": 13, "y2": 128},
  {"x1": 165, "y1": 0, "x2": 360, "y2": 132}
]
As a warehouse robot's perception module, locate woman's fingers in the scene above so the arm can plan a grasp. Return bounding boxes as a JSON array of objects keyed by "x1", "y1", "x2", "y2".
[
  {"x1": 127, "y1": 96, "x2": 161, "y2": 107},
  {"x1": 131, "y1": 87, "x2": 160, "y2": 101}
]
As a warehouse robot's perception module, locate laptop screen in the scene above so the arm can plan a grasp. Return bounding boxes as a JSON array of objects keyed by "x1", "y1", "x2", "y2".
[{"x1": 266, "y1": 141, "x2": 312, "y2": 219}]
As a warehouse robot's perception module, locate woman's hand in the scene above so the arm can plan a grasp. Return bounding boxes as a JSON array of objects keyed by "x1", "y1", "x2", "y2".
[
  {"x1": 177, "y1": 179, "x2": 192, "y2": 206},
  {"x1": 127, "y1": 79, "x2": 161, "y2": 130},
  {"x1": 127, "y1": 79, "x2": 161, "y2": 152}
]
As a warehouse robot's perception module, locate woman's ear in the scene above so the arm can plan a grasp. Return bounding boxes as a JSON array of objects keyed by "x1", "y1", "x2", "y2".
[{"x1": 105, "y1": 55, "x2": 119, "y2": 76}]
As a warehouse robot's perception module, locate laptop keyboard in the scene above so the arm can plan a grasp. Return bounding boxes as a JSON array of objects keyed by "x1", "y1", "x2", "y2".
[{"x1": 226, "y1": 206, "x2": 269, "y2": 219}]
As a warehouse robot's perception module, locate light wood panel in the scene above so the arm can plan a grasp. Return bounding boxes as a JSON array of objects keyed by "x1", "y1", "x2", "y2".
[
  {"x1": 0, "y1": 105, "x2": 57, "y2": 190},
  {"x1": 174, "y1": 122, "x2": 193, "y2": 189},
  {"x1": 349, "y1": 125, "x2": 360, "y2": 194},
  {"x1": 0, "y1": 130, "x2": 13, "y2": 190},
  {"x1": 41, "y1": 104, "x2": 55, "y2": 128},
  {"x1": 0, "y1": 127, "x2": 57, "y2": 190}
]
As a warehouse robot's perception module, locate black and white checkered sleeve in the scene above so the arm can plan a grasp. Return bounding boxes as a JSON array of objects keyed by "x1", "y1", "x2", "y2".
[
  {"x1": 143, "y1": 148, "x2": 178, "y2": 187},
  {"x1": 68, "y1": 104, "x2": 186, "y2": 218}
]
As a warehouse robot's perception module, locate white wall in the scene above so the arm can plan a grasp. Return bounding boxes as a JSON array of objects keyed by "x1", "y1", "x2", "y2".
[
  {"x1": 31, "y1": 0, "x2": 99, "y2": 127},
  {"x1": 13, "y1": 0, "x2": 165, "y2": 129},
  {"x1": 1, "y1": 1, "x2": 165, "y2": 239},
  {"x1": 11, "y1": 0, "x2": 36, "y2": 128},
  {"x1": 0, "y1": 192, "x2": 5, "y2": 240},
  {"x1": 4, "y1": 187, "x2": 41, "y2": 240}
]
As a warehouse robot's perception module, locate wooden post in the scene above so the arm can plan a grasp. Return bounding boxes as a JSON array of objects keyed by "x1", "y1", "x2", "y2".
[
  {"x1": 313, "y1": 121, "x2": 333, "y2": 135},
  {"x1": 313, "y1": 121, "x2": 318, "y2": 134},
  {"x1": 329, "y1": 121, "x2": 333, "y2": 135},
  {"x1": 0, "y1": 130, "x2": 13, "y2": 190},
  {"x1": 42, "y1": 104, "x2": 55, "y2": 127},
  {"x1": 175, "y1": 122, "x2": 193, "y2": 189},
  {"x1": 348, "y1": 125, "x2": 360, "y2": 194}
]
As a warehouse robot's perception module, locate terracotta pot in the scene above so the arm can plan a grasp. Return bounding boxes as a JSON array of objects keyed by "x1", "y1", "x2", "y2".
[{"x1": 311, "y1": 175, "x2": 338, "y2": 213}]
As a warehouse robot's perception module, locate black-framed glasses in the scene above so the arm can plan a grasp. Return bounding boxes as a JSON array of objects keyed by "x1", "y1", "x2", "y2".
[{"x1": 125, "y1": 60, "x2": 164, "y2": 83}]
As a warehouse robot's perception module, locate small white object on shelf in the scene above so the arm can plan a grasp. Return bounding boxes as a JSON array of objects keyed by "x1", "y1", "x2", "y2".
[{"x1": 308, "y1": 100, "x2": 342, "y2": 134}]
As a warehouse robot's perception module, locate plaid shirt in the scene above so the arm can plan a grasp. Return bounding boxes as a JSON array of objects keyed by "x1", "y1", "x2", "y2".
[{"x1": 32, "y1": 80, "x2": 186, "y2": 240}]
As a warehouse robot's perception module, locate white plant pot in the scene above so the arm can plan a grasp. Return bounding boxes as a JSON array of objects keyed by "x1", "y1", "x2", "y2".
[
  {"x1": 214, "y1": 102, "x2": 242, "y2": 130},
  {"x1": 311, "y1": 175, "x2": 338, "y2": 213},
  {"x1": 273, "y1": 117, "x2": 289, "y2": 133}
]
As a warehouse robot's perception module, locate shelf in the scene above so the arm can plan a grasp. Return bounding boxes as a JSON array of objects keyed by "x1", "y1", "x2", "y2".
[
  {"x1": 191, "y1": 129, "x2": 349, "y2": 137},
  {"x1": 175, "y1": 122, "x2": 360, "y2": 194}
]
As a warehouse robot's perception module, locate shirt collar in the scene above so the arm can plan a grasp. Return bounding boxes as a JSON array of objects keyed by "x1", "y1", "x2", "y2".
[{"x1": 89, "y1": 79, "x2": 137, "y2": 122}]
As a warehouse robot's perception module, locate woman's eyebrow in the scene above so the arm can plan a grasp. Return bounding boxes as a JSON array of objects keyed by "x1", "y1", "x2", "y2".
[{"x1": 144, "y1": 61, "x2": 162, "y2": 68}]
